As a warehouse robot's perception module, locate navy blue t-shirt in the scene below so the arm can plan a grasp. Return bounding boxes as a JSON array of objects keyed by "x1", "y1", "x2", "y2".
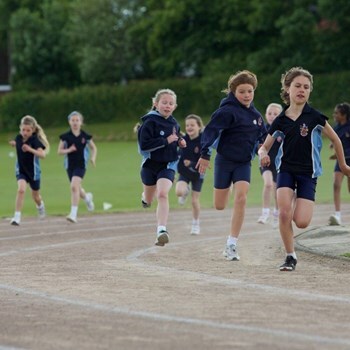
[{"x1": 59, "y1": 130, "x2": 92, "y2": 170}]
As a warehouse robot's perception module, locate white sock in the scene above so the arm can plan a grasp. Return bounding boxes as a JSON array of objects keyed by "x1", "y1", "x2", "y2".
[
  {"x1": 262, "y1": 208, "x2": 270, "y2": 216},
  {"x1": 14, "y1": 211, "x2": 21, "y2": 221},
  {"x1": 37, "y1": 201, "x2": 44, "y2": 209},
  {"x1": 335, "y1": 211, "x2": 341, "y2": 219},
  {"x1": 227, "y1": 236, "x2": 238, "y2": 246},
  {"x1": 192, "y1": 219, "x2": 199, "y2": 226},
  {"x1": 273, "y1": 208, "x2": 279, "y2": 216},
  {"x1": 287, "y1": 252, "x2": 297, "y2": 260},
  {"x1": 70, "y1": 206, "x2": 78, "y2": 218},
  {"x1": 157, "y1": 225, "x2": 166, "y2": 234}
]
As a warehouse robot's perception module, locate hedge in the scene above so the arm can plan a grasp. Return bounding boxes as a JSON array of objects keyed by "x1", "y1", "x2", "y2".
[{"x1": 0, "y1": 71, "x2": 349, "y2": 131}]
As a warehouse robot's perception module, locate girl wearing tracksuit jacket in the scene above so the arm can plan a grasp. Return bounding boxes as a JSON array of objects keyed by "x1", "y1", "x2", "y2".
[
  {"x1": 137, "y1": 88, "x2": 186, "y2": 246},
  {"x1": 196, "y1": 70, "x2": 267, "y2": 261}
]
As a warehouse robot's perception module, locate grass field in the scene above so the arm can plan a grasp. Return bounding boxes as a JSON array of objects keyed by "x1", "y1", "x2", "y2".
[{"x1": 1, "y1": 122, "x2": 349, "y2": 219}]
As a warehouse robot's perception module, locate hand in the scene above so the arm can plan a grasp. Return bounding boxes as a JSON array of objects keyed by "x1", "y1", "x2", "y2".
[
  {"x1": 260, "y1": 155, "x2": 270, "y2": 167},
  {"x1": 178, "y1": 138, "x2": 186, "y2": 148},
  {"x1": 90, "y1": 158, "x2": 96, "y2": 167},
  {"x1": 69, "y1": 144, "x2": 77, "y2": 152},
  {"x1": 22, "y1": 144, "x2": 31, "y2": 152},
  {"x1": 167, "y1": 133, "x2": 178, "y2": 144},
  {"x1": 9, "y1": 140, "x2": 16, "y2": 147},
  {"x1": 183, "y1": 159, "x2": 191, "y2": 167},
  {"x1": 196, "y1": 157, "x2": 210, "y2": 175}
]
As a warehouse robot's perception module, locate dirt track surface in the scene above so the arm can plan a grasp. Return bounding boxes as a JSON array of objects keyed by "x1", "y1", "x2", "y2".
[{"x1": 0, "y1": 204, "x2": 350, "y2": 350}]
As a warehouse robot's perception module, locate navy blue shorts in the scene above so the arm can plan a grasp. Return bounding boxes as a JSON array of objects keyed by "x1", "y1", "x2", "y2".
[
  {"x1": 334, "y1": 158, "x2": 350, "y2": 172},
  {"x1": 67, "y1": 168, "x2": 86, "y2": 182},
  {"x1": 16, "y1": 173, "x2": 40, "y2": 191},
  {"x1": 141, "y1": 160, "x2": 175, "y2": 186},
  {"x1": 178, "y1": 174, "x2": 204, "y2": 192},
  {"x1": 277, "y1": 172, "x2": 317, "y2": 201},
  {"x1": 214, "y1": 154, "x2": 251, "y2": 189}
]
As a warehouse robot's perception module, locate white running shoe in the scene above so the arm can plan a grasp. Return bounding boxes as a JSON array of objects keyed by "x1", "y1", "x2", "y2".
[
  {"x1": 329, "y1": 214, "x2": 341, "y2": 226},
  {"x1": 257, "y1": 214, "x2": 269, "y2": 224},
  {"x1": 10, "y1": 218, "x2": 20, "y2": 226},
  {"x1": 85, "y1": 193, "x2": 95, "y2": 211},
  {"x1": 155, "y1": 230, "x2": 169, "y2": 246},
  {"x1": 190, "y1": 224, "x2": 200, "y2": 235},
  {"x1": 223, "y1": 244, "x2": 240, "y2": 261},
  {"x1": 37, "y1": 204, "x2": 46, "y2": 219},
  {"x1": 66, "y1": 215, "x2": 77, "y2": 223}
]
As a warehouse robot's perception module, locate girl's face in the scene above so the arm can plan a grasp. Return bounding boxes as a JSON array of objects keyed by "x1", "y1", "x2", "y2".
[
  {"x1": 154, "y1": 93, "x2": 177, "y2": 118},
  {"x1": 234, "y1": 84, "x2": 255, "y2": 108},
  {"x1": 69, "y1": 115, "x2": 83, "y2": 131},
  {"x1": 185, "y1": 118, "x2": 201, "y2": 139},
  {"x1": 265, "y1": 106, "x2": 281, "y2": 125},
  {"x1": 20, "y1": 124, "x2": 34, "y2": 141},
  {"x1": 287, "y1": 75, "x2": 311, "y2": 105},
  {"x1": 333, "y1": 108, "x2": 346, "y2": 125}
]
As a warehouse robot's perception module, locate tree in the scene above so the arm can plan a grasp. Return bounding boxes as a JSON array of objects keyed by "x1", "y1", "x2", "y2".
[{"x1": 10, "y1": 0, "x2": 80, "y2": 89}]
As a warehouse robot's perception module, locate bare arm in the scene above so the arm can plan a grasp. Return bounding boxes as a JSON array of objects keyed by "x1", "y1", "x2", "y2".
[
  {"x1": 323, "y1": 122, "x2": 350, "y2": 175},
  {"x1": 22, "y1": 144, "x2": 46, "y2": 159},
  {"x1": 57, "y1": 140, "x2": 76, "y2": 155},
  {"x1": 258, "y1": 134, "x2": 275, "y2": 167},
  {"x1": 89, "y1": 139, "x2": 97, "y2": 167}
]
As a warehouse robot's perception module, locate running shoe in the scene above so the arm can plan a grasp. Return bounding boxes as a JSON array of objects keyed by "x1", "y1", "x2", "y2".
[
  {"x1": 10, "y1": 218, "x2": 20, "y2": 226},
  {"x1": 223, "y1": 244, "x2": 240, "y2": 261},
  {"x1": 85, "y1": 193, "x2": 95, "y2": 212},
  {"x1": 37, "y1": 204, "x2": 46, "y2": 219},
  {"x1": 257, "y1": 214, "x2": 269, "y2": 224},
  {"x1": 279, "y1": 256, "x2": 297, "y2": 271},
  {"x1": 66, "y1": 215, "x2": 77, "y2": 223},
  {"x1": 190, "y1": 224, "x2": 200, "y2": 235},
  {"x1": 329, "y1": 214, "x2": 341, "y2": 226},
  {"x1": 155, "y1": 230, "x2": 169, "y2": 246}
]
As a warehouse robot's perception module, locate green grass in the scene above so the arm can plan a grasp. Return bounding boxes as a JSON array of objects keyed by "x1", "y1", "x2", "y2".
[{"x1": 1, "y1": 122, "x2": 349, "y2": 218}]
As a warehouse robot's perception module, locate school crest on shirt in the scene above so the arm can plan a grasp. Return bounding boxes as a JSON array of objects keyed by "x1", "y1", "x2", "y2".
[
  {"x1": 300, "y1": 123, "x2": 309, "y2": 137},
  {"x1": 194, "y1": 146, "x2": 199, "y2": 154},
  {"x1": 160, "y1": 130, "x2": 165, "y2": 136},
  {"x1": 257, "y1": 117, "x2": 263, "y2": 126},
  {"x1": 81, "y1": 138, "x2": 86, "y2": 144}
]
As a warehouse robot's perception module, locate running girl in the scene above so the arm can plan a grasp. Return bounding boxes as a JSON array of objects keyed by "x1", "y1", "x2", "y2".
[
  {"x1": 259, "y1": 67, "x2": 350, "y2": 271},
  {"x1": 137, "y1": 89, "x2": 186, "y2": 246},
  {"x1": 9, "y1": 115, "x2": 49, "y2": 225},
  {"x1": 58, "y1": 111, "x2": 97, "y2": 223},
  {"x1": 175, "y1": 114, "x2": 205, "y2": 235}
]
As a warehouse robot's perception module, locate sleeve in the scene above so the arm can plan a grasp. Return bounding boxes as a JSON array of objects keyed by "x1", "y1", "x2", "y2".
[
  {"x1": 200, "y1": 109, "x2": 233, "y2": 160},
  {"x1": 139, "y1": 120, "x2": 168, "y2": 152}
]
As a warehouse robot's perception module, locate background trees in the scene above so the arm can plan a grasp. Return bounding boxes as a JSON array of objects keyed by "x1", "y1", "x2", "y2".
[{"x1": 0, "y1": 0, "x2": 350, "y2": 90}]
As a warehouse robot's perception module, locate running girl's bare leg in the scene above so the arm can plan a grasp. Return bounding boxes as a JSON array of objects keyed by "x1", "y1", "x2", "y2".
[
  {"x1": 293, "y1": 198, "x2": 314, "y2": 228},
  {"x1": 143, "y1": 184, "x2": 157, "y2": 205},
  {"x1": 70, "y1": 176, "x2": 82, "y2": 206},
  {"x1": 175, "y1": 180, "x2": 189, "y2": 198},
  {"x1": 277, "y1": 187, "x2": 295, "y2": 253},
  {"x1": 15, "y1": 179, "x2": 27, "y2": 212},
  {"x1": 230, "y1": 181, "x2": 249, "y2": 238},
  {"x1": 214, "y1": 187, "x2": 231, "y2": 210},
  {"x1": 156, "y1": 178, "x2": 173, "y2": 226},
  {"x1": 262, "y1": 170, "x2": 273, "y2": 209},
  {"x1": 333, "y1": 171, "x2": 344, "y2": 212},
  {"x1": 191, "y1": 190, "x2": 201, "y2": 221},
  {"x1": 31, "y1": 190, "x2": 43, "y2": 206}
]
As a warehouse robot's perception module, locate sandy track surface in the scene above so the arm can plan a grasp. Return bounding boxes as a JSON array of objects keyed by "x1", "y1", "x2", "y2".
[{"x1": 0, "y1": 204, "x2": 349, "y2": 350}]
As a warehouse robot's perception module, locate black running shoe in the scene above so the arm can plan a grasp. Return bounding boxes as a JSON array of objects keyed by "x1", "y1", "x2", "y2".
[{"x1": 279, "y1": 256, "x2": 297, "y2": 271}]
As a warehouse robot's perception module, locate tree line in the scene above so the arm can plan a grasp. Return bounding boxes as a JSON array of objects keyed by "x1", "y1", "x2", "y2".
[{"x1": 0, "y1": 0, "x2": 350, "y2": 91}]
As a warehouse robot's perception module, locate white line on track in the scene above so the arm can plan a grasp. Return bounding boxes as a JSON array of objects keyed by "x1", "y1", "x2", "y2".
[{"x1": 0, "y1": 282, "x2": 349, "y2": 347}]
